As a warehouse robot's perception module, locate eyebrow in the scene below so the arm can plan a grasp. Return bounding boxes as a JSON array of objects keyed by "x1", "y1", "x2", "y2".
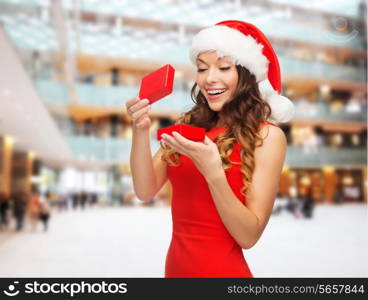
[
  {"x1": 196, "y1": 57, "x2": 232, "y2": 64},
  {"x1": 196, "y1": 58, "x2": 207, "y2": 64}
]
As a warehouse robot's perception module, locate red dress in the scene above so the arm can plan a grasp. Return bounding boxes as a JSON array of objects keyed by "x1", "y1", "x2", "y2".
[{"x1": 164, "y1": 123, "x2": 274, "y2": 278}]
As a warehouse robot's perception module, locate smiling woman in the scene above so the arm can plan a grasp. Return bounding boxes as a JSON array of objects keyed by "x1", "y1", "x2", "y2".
[
  {"x1": 195, "y1": 53, "x2": 239, "y2": 112},
  {"x1": 126, "y1": 20, "x2": 294, "y2": 278}
]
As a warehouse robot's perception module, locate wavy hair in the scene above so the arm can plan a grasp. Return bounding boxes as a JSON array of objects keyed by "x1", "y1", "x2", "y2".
[{"x1": 161, "y1": 65, "x2": 271, "y2": 196}]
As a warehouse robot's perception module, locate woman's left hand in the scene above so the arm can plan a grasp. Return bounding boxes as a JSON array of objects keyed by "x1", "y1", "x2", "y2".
[{"x1": 161, "y1": 131, "x2": 224, "y2": 180}]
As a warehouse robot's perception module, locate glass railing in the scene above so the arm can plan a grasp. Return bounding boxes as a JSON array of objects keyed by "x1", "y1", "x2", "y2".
[
  {"x1": 285, "y1": 146, "x2": 366, "y2": 166},
  {"x1": 66, "y1": 135, "x2": 366, "y2": 166},
  {"x1": 35, "y1": 79, "x2": 367, "y2": 122},
  {"x1": 66, "y1": 135, "x2": 161, "y2": 163},
  {"x1": 35, "y1": 79, "x2": 194, "y2": 111},
  {"x1": 79, "y1": 82, "x2": 193, "y2": 112},
  {"x1": 280, "y1": 57, "x2": 366, "y2": 82},
  {"x1": 293, "y1": 102, "x2": 367, "y2": 122},
  {"x1": 34, "y1": 79, "x2": 71, "y2": 104},
  {"x1": 1, "y1": 14, "x2": 366, "y2": 81},
  {"x1": 2, "y1": 11, "x2": 365, "y2": 83}
]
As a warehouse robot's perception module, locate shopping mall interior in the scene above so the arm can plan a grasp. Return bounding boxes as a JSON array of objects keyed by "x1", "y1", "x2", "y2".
[{"x1": 0, "y1": 0, "x2": 366, "y2": 278}]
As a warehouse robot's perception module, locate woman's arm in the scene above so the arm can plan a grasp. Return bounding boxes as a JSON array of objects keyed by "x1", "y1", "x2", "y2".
[
  {"x1": 205, "y1": 125, "x2": 287, "y2": 249},
  {"x1": 126, "y1": 97, "x2": 168, "y2": 201},
  {"x1": 130, "y1": 129, "x2": 168, "y2": 201},
  {"x1": 161, "y1": 124, "x2": 286, "y2": 249}
]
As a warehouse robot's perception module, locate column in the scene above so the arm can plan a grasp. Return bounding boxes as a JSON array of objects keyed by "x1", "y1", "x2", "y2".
[
  {"x1": 0, "y1": 136, "x2": 14, "y2": 195},
  {"x1": 11, "y1": 151, "x2": 35, "y2": 195},
  {"x1": 279, "y1": 167, "x2": 290, "y2": 196},
  {"x1": 323, "y1": 167, "x2": 338, "y2": 203}
]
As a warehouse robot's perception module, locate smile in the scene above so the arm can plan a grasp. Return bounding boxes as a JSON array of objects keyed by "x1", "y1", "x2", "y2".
[{"x1": 206, "y1": 88, "x2": 227, "y2": 95}]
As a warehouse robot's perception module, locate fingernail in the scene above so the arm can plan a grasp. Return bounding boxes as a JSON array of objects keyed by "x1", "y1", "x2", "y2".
[{"x1": 142, "y1": 99, "x2": 149, "y2": 104}]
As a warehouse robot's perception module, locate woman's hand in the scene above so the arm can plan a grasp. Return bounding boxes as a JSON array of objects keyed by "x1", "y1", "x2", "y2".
[
  {"x1": 125, "y1": 97, "x2": 151, "y2": 130},
  {"x1": 162, "y1": 131, "x2": 224, "y2": 180}
]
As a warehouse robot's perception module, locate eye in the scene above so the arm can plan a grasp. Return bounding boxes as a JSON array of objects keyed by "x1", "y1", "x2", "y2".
[
  {"x1": 197, "y1": 68, "x2": 207, "y2": 73},
  {"x1": 220, "y1": 66, "x2": 231, "y2": 71}
]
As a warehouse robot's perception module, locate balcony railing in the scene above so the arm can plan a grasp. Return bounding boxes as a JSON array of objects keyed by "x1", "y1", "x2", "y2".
[
  {"x1": 66, "y1": 135, "x2": 366, "y2": 166},
  {"x1": 293, "y1": 102, "x2": 366, "y2": 122},
  {"x1": 2, "y1": 12, "x2": 367, "y2": 83},
  {"x1": 285, "y1": 146, "x2": 366, "y2": 166},
  {"x1": 35, "y1": 79, "x2": 367, "y2": 122},
  {"x1": 66, "y1": 135, "x2": 161, "y2": 163},
  {"x1": 280, "y1": 57, "x2": 366, "y2": 82}
]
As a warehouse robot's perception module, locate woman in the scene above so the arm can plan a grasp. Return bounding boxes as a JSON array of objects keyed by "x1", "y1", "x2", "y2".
[
  {"x1": 126, "y1": 20, "x2": 294, "y2": 278},
  {"x1": 0, "y1": 192, "x2": 9, "y2": 229},
  {"x1": 28, "y1": 191, "x2": 41, "y2": 232},
  {"x1": 12, "y1": 191, "x2": 28, "y2": 231}
]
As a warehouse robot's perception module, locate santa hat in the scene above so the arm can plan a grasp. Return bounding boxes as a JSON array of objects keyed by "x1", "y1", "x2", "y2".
[{"x1": 189, "y1": 20, "x2": 294, "y2": 123}]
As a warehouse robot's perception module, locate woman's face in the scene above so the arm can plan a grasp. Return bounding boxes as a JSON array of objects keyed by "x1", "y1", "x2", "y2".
[{"x1": 195, "y1": 51, "x2": 239, "y2": 112}]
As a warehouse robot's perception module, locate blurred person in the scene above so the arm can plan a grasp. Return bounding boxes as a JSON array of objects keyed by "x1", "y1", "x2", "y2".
[
  {"x1": 286, "y1": 185, "x2": 298, "y2": 215},
  {"x1": 126, "y1": 21, "x2": 294, "y2": 278},
  {"x1": 12, "y1": 191, "x2": 27, "y2": 231},
  {"x1": 45, "y1": 190, "x2": 52, "y2": 206},
  {"x1": 28, "y1": 191, "x2": 41, "y2": 232},
  {"x1": 301, "y1": 188, "x2": 314, "y2": 219},
  {"x1": 271, "y1": 193, "x2": 287, "y2": 215},
  {"x1": 39, "y1": 195, "x2": 51, "y2": 232},
  {"x1": 80, "y1": 191, "x2": 88, "y2": 209},
  {"x1": 121, "y1": 173, "x2": 135, "y2": 206},
  {"x1": 72, "y1": 192, "x2": 79, "y2": 209},
  {"x1": 288, "y1": 186, "x2": 306, "y2": 218},
  {"x1": 333, "y1": 187, "x2": 343, "y2": 204},
  {"x1": 293, "y1": 196, "x2": 305, "y2": 219},
  {"x1": 0, "y1": 192, "x2": 10, "y2": 229},
  {"x1": 56, "y1": 193, "x2": 67, "y2": 211},
  {"x1": 302, "y1": 127, "x2": 318, "y2": 154},
  {"x1": 45, "y1": 190, "x2": 58, "y2": 207},
  {"x1": 90, "y1": 193, "x2": 98, "y2": 206}
]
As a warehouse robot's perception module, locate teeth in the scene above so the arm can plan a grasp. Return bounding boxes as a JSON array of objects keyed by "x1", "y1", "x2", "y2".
[{"x1": 207, "y1": 89, "x2": 226, "y2": 95}]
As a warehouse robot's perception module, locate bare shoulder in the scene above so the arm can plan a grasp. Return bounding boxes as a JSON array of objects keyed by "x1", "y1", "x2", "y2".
[
  {"x1": 259, "y1": 124, "x2": 286, "y2": 146},
  {"x1": 257, "y1": 124, "x2": 287, "y2": 155}
]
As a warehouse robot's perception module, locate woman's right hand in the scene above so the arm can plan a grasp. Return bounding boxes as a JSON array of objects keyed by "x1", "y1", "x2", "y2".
[{"x1": 125, "y1": 97, "x2": 152, "y2": 130}]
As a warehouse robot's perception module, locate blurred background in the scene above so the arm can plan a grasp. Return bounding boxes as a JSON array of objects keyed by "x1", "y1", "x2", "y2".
[{"x1": 0, "y1": 0, "x2": 366, "y2": 277}]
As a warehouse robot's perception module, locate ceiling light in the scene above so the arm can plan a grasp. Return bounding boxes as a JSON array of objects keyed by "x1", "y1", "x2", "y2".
[
  {"x1": 29, "y1": 151, "x2": 36, "y2": 159},
  {"x1": 4, "y1": 135, "x2": 15, "y2": 146}
]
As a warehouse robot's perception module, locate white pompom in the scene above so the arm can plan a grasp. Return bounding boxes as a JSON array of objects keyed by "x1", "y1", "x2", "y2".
[{"x1": 267, "y1": 94, "x2": 295, "y2": 123}]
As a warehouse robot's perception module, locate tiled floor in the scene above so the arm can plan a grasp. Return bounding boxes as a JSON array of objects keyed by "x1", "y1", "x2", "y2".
[{"x1": 0, "y1": 203, "x2": 366, "y2": 277}]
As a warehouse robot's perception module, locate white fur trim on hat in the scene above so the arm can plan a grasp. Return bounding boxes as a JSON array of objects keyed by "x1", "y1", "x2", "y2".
[
  {"x1": 189, "y1": 26, "x2": 269, "y2": 82},
  {"x1": 259, "y1": 80, "x2": 295, "y2": 123},
  {"x1": 267, "y1": 94, "x2": 295, "y2": 123}
]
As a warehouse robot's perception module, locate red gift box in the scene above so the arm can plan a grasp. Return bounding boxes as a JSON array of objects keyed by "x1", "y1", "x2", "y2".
[
  {"x1": 157, "y1": 124, "x2": 205, "y2": 142},
  {"x1": 139, "y1": 64, "x2": 175, "y2": 104}
]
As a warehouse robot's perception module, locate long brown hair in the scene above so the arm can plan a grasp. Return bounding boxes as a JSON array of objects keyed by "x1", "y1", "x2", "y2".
[{"x1": 161, "y1": 65, "x2": 271, "y2": 196}]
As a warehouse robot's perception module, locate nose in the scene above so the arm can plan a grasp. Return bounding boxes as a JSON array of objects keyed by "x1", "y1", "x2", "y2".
[{"x1": 205, "y1": 68, "x2": 219, "y2": 84}]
